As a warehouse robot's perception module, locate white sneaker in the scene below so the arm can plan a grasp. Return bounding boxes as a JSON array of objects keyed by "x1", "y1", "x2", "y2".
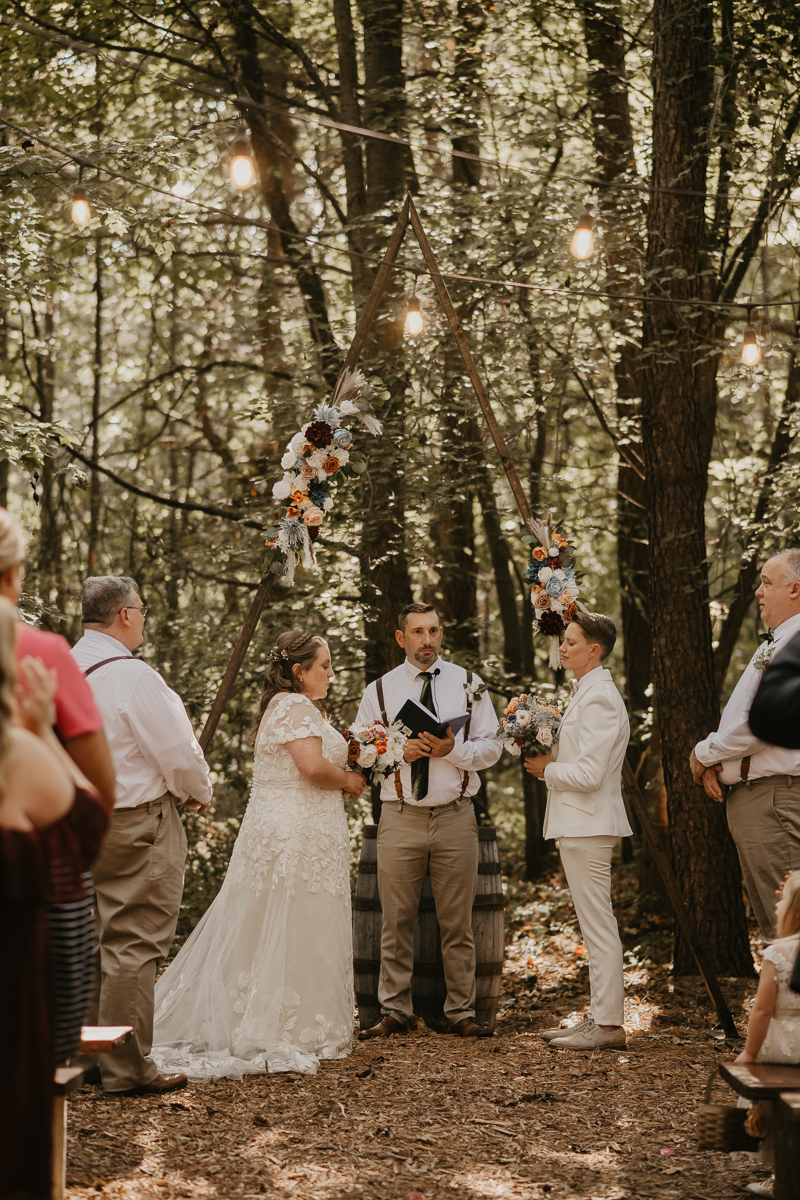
[
  {"x1": 539, "y1": 1016, "x2": 593, "y2": 1042},
  {"x1": 549, "y1": 1020, "x2": 626, "y2": 1050},
  {"x1": 745, "y1": 1180, "x2": 774, "y2": 1197}
]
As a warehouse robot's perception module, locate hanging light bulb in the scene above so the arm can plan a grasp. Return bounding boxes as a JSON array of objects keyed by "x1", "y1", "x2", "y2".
[
  {"x1": 404, "y1": 294, "x2": 423, "y2": 337},
  {"x1": 741, "y1": 315, "x2": 761, "y2": 367},
  {"x1": 229, "y1": 134, "x2": 256, "y2": 190},
  {"x1": 569, "y1": 207, "x2": 594, "y2": 260},
  {"x1": 70, "y1": 185, "x2": 91, "y2": 225}
]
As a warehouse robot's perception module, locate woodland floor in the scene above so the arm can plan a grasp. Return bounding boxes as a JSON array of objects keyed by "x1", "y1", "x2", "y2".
[{"x1": 65, "y1": 856, "x2": 768, "y2": 1200}]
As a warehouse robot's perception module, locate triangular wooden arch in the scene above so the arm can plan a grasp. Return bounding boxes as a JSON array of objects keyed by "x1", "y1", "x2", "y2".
[{"x1": 198, "y1": 195, "x2": 737, "y2": 1037}]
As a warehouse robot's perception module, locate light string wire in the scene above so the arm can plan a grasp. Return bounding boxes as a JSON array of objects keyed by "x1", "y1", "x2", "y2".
[
  {"x1": 3, "y1": 11, "x2": 800, "y2": 210},
  {"x1": 0, "y1": 114, "x2": 796, "y2": 314}
]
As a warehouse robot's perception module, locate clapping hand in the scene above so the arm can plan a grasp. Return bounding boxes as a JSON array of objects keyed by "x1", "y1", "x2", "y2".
[{"x1": 14, "y1": 656, "x2": 58, "y2": 739}]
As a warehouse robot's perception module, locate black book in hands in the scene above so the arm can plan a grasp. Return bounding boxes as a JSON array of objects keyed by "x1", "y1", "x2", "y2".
[{"x1": 395, "y1": 698, "x2": 470, "y2": 740}]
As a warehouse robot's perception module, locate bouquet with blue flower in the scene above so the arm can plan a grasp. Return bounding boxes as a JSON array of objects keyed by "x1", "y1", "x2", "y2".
[
  {"x1": 499, "y1": 692, "x2": 562, "y2": 757},
  {"x1": 522, "y1": 516, "x2": 584, "y2": 668}
]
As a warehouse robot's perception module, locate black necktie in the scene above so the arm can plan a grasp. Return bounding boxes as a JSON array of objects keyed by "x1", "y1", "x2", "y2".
[{"x1": 411, "y1": 669, "x2": 439, "y2": 801}]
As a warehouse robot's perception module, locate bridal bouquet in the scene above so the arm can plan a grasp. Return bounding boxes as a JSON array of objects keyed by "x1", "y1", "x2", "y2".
[
  {"x1": 344, "y1": 719, "x2": 407, "y2": 785},
  {"x1": 522, "y1": 514, "x2": 584, "y2": 669},
  {"x1": 499, "y1": 693, "x2": 562, "y2": 758}
]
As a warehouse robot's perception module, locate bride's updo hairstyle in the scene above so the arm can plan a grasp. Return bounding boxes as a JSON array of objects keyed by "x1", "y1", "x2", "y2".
[{"x1": 248, "y1": 629, "x2": 327, "y2": 745}]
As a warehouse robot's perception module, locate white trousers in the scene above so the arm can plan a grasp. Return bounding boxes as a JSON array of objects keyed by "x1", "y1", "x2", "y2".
[{"x1": 558, "y1": 835, "x2": 624, "y2": 1026}]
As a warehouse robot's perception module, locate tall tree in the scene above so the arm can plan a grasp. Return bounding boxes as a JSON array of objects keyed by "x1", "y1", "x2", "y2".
[{"x1": 640, "y1": 0, "x2": 752, "y2": 975}]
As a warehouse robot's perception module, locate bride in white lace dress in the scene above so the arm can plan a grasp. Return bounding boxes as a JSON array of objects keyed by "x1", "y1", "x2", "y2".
[{"x1": 152, "y1": 630, "x2": 365, "y2": 1078}]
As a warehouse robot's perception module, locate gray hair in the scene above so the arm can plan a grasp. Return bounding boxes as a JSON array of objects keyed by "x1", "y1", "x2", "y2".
[
  {"x1": 81, "y1": 576, "x2": 140, "y2": 625},
  {"x1": 775, "y1": 549, "x2": 800, "y2": 585}
]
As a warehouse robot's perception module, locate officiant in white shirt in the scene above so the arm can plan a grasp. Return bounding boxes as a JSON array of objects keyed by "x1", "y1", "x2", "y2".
[
  {"x1": 72, "y1": 575, "x2": 212, "y2": 1095},
  {"x1": 691, "y1": 550, "x2": 800, "y2": 939},
  {"x1": 354, "y1": 603, "x2": 501, "y2": 1039}
]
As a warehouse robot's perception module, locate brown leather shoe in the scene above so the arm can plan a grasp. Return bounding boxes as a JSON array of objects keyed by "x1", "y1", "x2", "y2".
[
  {"x1": 358, "y1": 1014, "x2": 408, "y2": 1040},
  {"x1": 452, "y1": 1017, "x2": 493, "y2": 1038},
  {"x1": 114, "y1": 1072, "x2": 188, "y2": 1097}
]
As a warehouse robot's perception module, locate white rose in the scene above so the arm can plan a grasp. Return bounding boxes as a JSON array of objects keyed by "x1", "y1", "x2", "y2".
[
  {"x1": 272, "y1": 477, "x2": 291, "y2": 500},
  {"x1": 538, "y1": 567, "x2": 553, "y2": 583},
  {"x1": 359, "y1": 745, "x2": 378, "y2": 768},
  {"x1": 537, "y1": 726, "x2": 554, "y2": 746},
  {"x1": 548, "y1": 547, "x2": 559, "y2": 557},
  {"x1": 309, "y1": 448, "x2": 328, "y2": 469},
  {"x1": 334, "y1": 448, "x2": 350, "y2": 466},
  {"x1": 339, "y1": 399, "x2": 358, "y2": 415},
  {"x1": 322, "y1": 498, "x2": 334, "y2": 511},
  {"x1": 554, "y1": 568, "x2": 566, "y2": 581},
  {"x1": 290, "y1": 432, "x2": 307, "y2": 455},
  {"x1": 281, "y1": 451, "x2": 297, "y2": 470},
  {"x1": 550, "y1": 597, "x2": 564, "y2": 613}
]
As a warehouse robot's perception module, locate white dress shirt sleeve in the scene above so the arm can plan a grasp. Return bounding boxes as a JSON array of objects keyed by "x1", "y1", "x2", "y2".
[
  {"x1": 127, "y1": 670, "x2": 212, "y2": 805},
  {"x1": 443, "y1": 687, "x2": 502, "y2": 772},
  {"x1": 693, "y1": 666, "x2": 769, "y2": 766},
  {"x1": 354, "y1": 682, "x2": 382, "y2": 728},
  {"x1": 544, "y1": 690, "x2": 619, "y2": 793}
]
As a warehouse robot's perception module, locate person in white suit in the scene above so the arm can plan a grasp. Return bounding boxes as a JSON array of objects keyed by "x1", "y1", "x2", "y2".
[{"x1": 525, "y1": 611, "x2": 632, "y2": 1050}]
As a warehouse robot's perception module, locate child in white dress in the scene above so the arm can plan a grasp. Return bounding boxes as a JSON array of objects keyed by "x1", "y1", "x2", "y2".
[{"x1": 735, "y1": 870, "x2": 800, "y2": 1194}]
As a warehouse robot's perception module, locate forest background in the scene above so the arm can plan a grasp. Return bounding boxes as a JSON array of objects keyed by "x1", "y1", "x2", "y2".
[{"x1": 1, "y1": 0, "x2": 799, "y2": 981}]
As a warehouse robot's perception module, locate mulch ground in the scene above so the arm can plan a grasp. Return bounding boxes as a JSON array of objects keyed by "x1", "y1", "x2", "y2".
[{"x1": 65, "y1": 857, "x2": 768, "y2": 1200}]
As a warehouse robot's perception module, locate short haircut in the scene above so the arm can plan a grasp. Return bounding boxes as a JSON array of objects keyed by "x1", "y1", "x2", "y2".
[
  {"x1": 397, "y1": 602, "x2": 439, "y2": 632},
  {"x1": 774, "y1": 549, "x2": 800, "y2": 585},
  {"x1": 81, "y1": 576, "x2": 140, "y2": 625},
  {"x1": 570, "y1": 610, "x2": 617, "y2": 661}
]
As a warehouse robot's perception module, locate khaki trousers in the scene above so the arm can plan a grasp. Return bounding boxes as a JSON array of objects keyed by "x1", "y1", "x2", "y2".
[
  {"x1": 377, "y1": 798, "x2": 478, "y2": 1025},
  {"x1": 559, "y1": 835, "x2": 625, "y2": 1026},
  {"x1": 727, "y1": 776, "x2": 800, "y2": 939},
  {"x1": 89, "y1": 796, "x2": 187, "y2": 1091}
]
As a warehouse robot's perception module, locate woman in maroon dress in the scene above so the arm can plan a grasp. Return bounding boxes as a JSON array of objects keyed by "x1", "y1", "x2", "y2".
[{"x1": 0, "y1": 598, "x2": 109, "y2": 1200}]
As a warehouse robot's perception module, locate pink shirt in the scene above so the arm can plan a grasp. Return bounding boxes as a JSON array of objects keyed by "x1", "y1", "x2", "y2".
[{"x1": 16, "y1": 625, "x2": 103, "y2": 741}]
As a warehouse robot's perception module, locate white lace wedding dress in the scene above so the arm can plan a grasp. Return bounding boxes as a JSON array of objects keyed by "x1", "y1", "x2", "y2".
[
  {"x1": 152, "y1": 693, "x2": 354, "y2": 1078},
  {"x1": 756, "y1": 933, "x2": 800, "y2": 1062}
]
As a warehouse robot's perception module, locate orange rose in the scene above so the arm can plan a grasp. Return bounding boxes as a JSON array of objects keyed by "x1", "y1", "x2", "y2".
[
  {"x1": 375, "y1": 739, "x2": 387, "y2": 754},
  {"x1": 533, "y1": 591, "x2": 551, "y2": 611},
  {"x1": 505, "y1": 698, "x2": 518, "y2": 715},
  {"x1": 532, "y1": 546, "x2": 547, "y2": 561},
  {"x1": 564, "y1": 603, "x2": 577, "y2": 621},
  {"x1": 322, "y1": 456, "x2": 340, "y2": 475},
  {"x1": 347, "y1": 742, "x2": 360, "y2": 760}
]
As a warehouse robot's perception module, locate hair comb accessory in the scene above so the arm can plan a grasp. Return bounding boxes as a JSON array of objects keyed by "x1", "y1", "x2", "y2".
[{"x1": 269, "y1": 645, "x2": 290, "y2": 663}]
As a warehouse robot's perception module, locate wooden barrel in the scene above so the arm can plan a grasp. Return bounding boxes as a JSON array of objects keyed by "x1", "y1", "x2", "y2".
[{"x1": 352, "y1": 824, "x2": 504, "y2": 1033}]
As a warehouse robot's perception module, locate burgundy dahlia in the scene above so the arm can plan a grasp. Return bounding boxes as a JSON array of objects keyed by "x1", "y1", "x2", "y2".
[
  {"x1": 538, "y1": 610, "x2": 566, "y2": 636},
  {"x1": 304, "y1": 420, "x2": 334, "y2": 449}
]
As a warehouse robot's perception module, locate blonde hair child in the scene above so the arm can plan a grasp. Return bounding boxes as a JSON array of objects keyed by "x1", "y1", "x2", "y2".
[{"x1": 735, "y1": 872, "x2": 800, "y2": 1065}]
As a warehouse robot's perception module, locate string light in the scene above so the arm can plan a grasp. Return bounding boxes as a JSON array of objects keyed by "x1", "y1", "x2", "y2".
[
  {"x1": 229, "y1": 134, "x2": 256, "y2": 190},
  {"x1": 70, "y1": 184, "x2": 91, "y2": 225},
  {"x1": 569, "y1": 206, "x2": 594, "y2": 260},
  {"x1": 741, "y1": 307, "x2": 761, "y2": 366},
  {"x1": 404, "y1": 290, "x2": 423, "y2": 336}
]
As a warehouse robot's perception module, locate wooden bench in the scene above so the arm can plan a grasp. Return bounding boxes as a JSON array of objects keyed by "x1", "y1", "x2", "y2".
[
  {"x1": 51, "y1": 1025, "x2": 133, "y2": 1200},
  {"x1": 718, "y1": 1062, "x2": 800, "y2": 1200}
]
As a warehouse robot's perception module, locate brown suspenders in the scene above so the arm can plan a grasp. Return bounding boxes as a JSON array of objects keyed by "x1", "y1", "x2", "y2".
[
  {"x1": 374, "y1": 669, "x2": 475, "y2": 803},
  {"x1": 83, "y1": 655, "x2": 137, "y2": 677}
]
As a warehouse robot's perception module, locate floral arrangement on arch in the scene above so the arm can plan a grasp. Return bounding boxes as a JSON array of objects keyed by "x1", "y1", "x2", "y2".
[
  {"x1": 522, "y1": 515, "x2": 584, "y2": 669},
  {"x1": 266, "y1": 369, "x2": 382, "y2": 583}
]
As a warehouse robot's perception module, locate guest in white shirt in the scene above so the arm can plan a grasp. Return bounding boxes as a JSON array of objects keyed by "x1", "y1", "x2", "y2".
[
  {"x1": 354, "y1": 603, "x2": 501, "y2": 1039},
  {"x1": 691, "y1": 550, "x2": 800, "y2": 939},
  {"x1": 72, "y1": 576, "x2": 212, "y2": 1096},
  {"x1": 525, "y1": 612, "x2": 631, "y2": 1050}
]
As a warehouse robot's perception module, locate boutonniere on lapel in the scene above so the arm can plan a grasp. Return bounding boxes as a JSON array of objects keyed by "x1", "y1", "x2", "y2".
[
  {"x1": 463, "y1": 679, "x2": 488, "y2": 699},
  {"x1": 521, "y1": 513, "x2": 587, "y2": 670},
  {"x1": 752, "y1": 641, "x2": 776, "y2": 672},
  {"x1": 498, "y1": 691, "x2": 563, "y2": 758}
]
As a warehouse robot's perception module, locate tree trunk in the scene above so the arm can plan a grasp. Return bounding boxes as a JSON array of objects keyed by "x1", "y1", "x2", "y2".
[
  {"x1": 88, "y1": 238, "x2": 102, "y2": 577},
  {"x1": 581, "y1": 0, "x2": 651, "y2": 716},
  {"x1": 31, "y1": 294, "x2": 64, "y2": 625},
  {"x1": 641, "y1": 0, "x2": 752, "y2": 976}
]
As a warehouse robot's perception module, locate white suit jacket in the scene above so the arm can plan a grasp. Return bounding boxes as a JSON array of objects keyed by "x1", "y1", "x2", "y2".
[{"x1": 542, "y1": 667, "x2": 633, "y2": 840}]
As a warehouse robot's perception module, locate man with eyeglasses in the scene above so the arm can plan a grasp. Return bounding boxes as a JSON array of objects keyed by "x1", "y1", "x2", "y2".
[{"x1": 72, "y1": 575, "x2": 212, "y2": 1096}]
